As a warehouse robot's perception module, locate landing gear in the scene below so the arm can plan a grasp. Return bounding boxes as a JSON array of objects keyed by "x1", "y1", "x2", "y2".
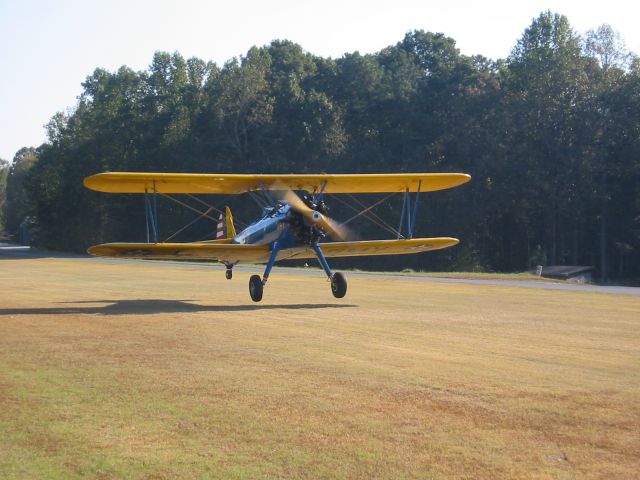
[
  {"x1": 331, "y1": 272, "x2": 347, "y2": 298},
  {"x1": 223, "y1": 262, "x2": 236, "y2": 280},
  {"x1": 245, "y1": 241, "x2": 348, "y2": 302},
  {"x1": 249, "y1": 275, "x2": 263, "y2": 302},
  {"x1": 310, "y1": 242, "x2": 347, "y2": 299},
  {"x1": 248, "y1": 241, "x2": 280, "y2": 302}
]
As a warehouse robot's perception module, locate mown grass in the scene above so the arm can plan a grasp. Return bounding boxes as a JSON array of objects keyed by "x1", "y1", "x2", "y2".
[
  {"x1": 194, "y1": 261, "x2": 559, "y2": 282},
  {"x1": 350, "y1": 268, "x2": 556, "y2": 281},
  {"x1": 0, "y1": 256, "x2": 638, "y2": 479}
]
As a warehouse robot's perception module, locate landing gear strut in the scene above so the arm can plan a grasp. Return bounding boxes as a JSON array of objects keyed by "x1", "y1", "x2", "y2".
[
  {"x1": 247, "y1": 240, "x2": 348, "y2": 302},
  {"x1": 312, "y1": 242, "x2": 348, "y2": 299},
  {"x1": 248, "y1": 241, "x2": 281, "y2": 302}
]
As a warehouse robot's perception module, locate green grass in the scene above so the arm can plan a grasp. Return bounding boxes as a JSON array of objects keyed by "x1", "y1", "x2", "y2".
[{"x1": 1, "y1": 256, "x2": 639, "y2": 479}]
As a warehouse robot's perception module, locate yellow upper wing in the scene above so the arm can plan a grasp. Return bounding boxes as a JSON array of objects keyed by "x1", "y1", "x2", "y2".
[
  {"x1": 84, "y1": 172, "x2": 471, "y2": 194},
  {"x1": 87, "y1": 238, "x2": 458, "y2": 263}
]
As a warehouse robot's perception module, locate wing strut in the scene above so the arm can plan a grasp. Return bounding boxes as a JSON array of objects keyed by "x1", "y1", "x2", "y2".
[
  {"x1": 258, "y1": 182, "x2": 277, "y2": 207},
  {"x1": 313, "y1": 180, "x2": 329, "y2": 202},
  {"x1": 410, "y1": 180, "x2": 422, "y2": 238},
  {"x1": 144, "y1": 182, "x2": 159, "y2": 243},
  {"x1": 398, "y1": 190, "x2": 408, "y2": 239},
  {"x1": 398, "y1": 180, "x2": 422, "y2": 239}
]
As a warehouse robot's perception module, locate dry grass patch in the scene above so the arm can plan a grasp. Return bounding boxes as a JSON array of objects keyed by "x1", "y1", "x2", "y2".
[{"x1": 0, "y1": 256, "x2": 638, "y2": 479}]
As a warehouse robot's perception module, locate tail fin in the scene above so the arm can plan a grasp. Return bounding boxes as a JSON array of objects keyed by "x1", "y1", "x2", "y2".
[
  {"x1": 213, "y1": 207, "x2": 237, "y2": 243},
  {"x1": 224, "y1": 206, "x2": 236, "y2": 239}
]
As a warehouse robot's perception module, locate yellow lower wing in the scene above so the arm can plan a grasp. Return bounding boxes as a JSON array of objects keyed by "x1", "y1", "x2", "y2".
[
  {"x1": 88, "y1": 243, "x2": 272, "y2": 263},
  {"x1": 279, "y1": 238, "x2": 459, "y2": 260},
  {"x1": 88, "y1": 238, "x2": 458, "y2": 263}
]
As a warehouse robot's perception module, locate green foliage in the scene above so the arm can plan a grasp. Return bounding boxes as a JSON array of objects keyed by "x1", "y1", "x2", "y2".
[
  {"x1": 4, "y1": 148, "x2": 38, "y2": 235},
  {"x1": 14, "y1": 13, "x2": 640, "y2": 277},
  {"x1": 0, "y1": 158, "x2": 8, "y2": 229}
]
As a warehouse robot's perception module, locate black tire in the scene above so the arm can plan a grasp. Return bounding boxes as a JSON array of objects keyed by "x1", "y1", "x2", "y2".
[
  {"x1": 225, "y1": 269, "x2": 233, "y2": 280},
  {"x1": 249, "y1": 275, "x2": 263, "y2": 302},
  {"x1": 330, "y1": 272, "x2": 347, "y2": 298}
]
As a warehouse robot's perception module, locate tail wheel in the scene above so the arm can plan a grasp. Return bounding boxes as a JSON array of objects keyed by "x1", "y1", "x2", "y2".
[
  {"x1": 249, "y1": 274, "x2": 264, "y2": 302},
  {"x1": 330, "y1": 272, "x2": 347, "y2": 298},
  {"x1": 225, "y1": 269, "x2": 233, "y2": 280}
]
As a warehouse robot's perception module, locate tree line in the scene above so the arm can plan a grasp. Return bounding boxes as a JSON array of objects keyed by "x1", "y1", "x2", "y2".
[{"x1": 2, "y1": 11, "x2": 639, "y2": 278}]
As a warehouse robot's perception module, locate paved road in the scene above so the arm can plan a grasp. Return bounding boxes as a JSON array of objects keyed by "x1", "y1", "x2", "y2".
[{"x1": 2, "y1": 243, "x2": 639, "y2": 297}]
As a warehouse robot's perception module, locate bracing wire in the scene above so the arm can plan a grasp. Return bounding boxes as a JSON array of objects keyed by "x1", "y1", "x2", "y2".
[
  {"x1": 185, "y1": 193, "x2": 248, "y2": 230},
  {"x1": 159, "y1": 193, "x2": 219, "y2": 222},
  {"x1": 347, "y1": 193, "x2": 402, "y2": 236},
  {"x1": 157, "y1": 190, "x2": 406, "y2": 243},
  {"x1": 158, "y1": 193, "x2": 250, "y2": 243},
  {"x1": 162, "y1": 207, "x2": 214, "y2": 243},
  {"x1": 329, "y1": 192, "x2": 401, "y2": 238}
]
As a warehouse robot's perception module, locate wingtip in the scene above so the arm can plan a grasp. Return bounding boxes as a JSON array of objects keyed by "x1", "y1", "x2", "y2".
[
  {"x1": 456, "y1": 173, "x2": 472, "y2": 185},
  {"x1": 83, "y1": 173, "x2": 102, "y2": 192},
  {"x1": 87, "y1": 244, "x2": 107, "y2": 256}
]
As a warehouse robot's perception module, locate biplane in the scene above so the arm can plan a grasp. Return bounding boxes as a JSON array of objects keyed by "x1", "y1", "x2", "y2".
[{"x1": 83, "y1": 173, "x2": 471, "y2": 301}]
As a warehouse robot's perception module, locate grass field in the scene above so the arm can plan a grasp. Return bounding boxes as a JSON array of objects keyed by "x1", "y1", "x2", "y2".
[{"x1": 1, "y1": 256, "x2": 639, "y2": 479}]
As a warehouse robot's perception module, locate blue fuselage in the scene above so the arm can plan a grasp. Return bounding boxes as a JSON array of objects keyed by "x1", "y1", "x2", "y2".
[{"x1": 233, "y1": 204, "x2": 295, "y2": 248}]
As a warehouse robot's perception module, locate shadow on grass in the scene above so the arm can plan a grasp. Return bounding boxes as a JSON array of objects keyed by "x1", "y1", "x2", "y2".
[{"x1": 0, "y1": 299, "x2": 357, "y2": 316}]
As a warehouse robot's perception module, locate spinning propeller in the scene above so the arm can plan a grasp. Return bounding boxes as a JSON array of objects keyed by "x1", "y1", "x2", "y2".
[{"x1": 276, "y1": 187, "x2": 351, "y2": 241}]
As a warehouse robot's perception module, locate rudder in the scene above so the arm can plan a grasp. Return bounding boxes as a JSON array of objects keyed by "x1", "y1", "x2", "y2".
[{"x1": 225, "y1": 206, "x2": 236, "y2": 239}]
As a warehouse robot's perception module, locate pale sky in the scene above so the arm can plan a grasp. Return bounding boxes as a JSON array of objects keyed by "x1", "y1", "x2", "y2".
[{"x1": 1, "y1": 0, "x2": 639, "y2": 162}]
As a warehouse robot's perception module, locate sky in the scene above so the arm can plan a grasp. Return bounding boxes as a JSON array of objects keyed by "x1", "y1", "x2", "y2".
[{"x1": 1, "y1": 0, "x2": 639, "y2": 162}]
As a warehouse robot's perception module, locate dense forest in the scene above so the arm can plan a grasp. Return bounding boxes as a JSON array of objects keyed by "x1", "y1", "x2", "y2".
[{"x1": 2, "y1": 11, "x2": 639, "y2": 278}]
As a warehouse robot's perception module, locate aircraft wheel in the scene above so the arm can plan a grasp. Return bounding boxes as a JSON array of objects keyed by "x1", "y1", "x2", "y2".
[
  {"x1": 225, "y1": 269, "x2": 233, "y2": 280},
  {"x1": 330, "y1": 272, "x2": 347, "y2": 298},
  {"x1": 249, "y1": 274, "x2": 263, "y2": 302}
]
